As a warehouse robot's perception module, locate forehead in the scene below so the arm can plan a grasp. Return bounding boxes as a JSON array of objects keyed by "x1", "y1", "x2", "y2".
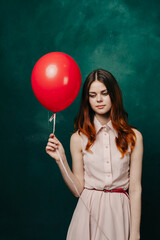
[{"x1": 89, "y1": 80, "x2": 107, "y2": 92}]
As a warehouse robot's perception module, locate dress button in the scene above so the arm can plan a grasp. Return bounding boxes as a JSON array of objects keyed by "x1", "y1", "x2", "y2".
[
  {"x1": 105, "y1": 146, "x2": 108, "y2": 148},
  {"x1": 107, "y1": 161, "x2": 109, "y2": 163},
  {"x1": 107, "y1": 174, "x2": 110, "y2": 177}
]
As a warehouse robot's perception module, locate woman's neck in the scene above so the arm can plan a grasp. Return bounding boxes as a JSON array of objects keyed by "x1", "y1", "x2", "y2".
[{"x1": 95, "y1": 113, "x2": 111, "y2": 125}]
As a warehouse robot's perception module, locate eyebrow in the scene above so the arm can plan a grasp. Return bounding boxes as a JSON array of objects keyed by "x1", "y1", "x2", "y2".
[{"x1": 89, "y1": 89, "x2": 108, "y2": 94}]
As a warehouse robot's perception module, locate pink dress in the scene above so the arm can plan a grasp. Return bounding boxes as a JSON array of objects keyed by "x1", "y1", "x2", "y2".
[{"x1": 66, "y1": 116, "x2": 131, "y2": 240}]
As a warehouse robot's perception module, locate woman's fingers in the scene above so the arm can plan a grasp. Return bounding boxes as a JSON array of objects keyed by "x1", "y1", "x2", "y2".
[
  {"x1": 46, "y1": 146, "x2": 55, "y2": 151},
  {"x1": 49, "y1": 133, "x2": 54, "y2": 137},
  {"x1": 46, "y1": 134, "x2": 61, "y2": 153},
  {"x1": 49, "y1": 134, "x2": 60, "y2": 144},
  {"x1": 48, "y1": 138, "x2": 59, "y2": 145},
  {"x1": 47, "y1": 142, "x2": 58, "y2": 149},
  {"x1": 46, "y1": 134, "x2": 64, "y2": 162}
]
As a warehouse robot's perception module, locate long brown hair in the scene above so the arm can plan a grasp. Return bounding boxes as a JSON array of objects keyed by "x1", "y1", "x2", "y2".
[{"x1": 74, "y1": 69, "x2": 136, "y2": 158}]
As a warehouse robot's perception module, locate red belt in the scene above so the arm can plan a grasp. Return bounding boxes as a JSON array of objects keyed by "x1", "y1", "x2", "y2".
[{"x1": 84, "y1": 187, "x2": 130, "y2": 199}]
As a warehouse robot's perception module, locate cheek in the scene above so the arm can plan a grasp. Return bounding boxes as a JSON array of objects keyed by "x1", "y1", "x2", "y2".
[
  {"x1": 106, "y1": 96, "x2": 112, "y2": 105},
  {"x1": 89, "y1": 98, "x2": 95, "y2": 108}
]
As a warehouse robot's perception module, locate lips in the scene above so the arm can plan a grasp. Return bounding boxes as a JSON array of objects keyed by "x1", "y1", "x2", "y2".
[{"x1": 96, "y1": 105, "x2": 105, "y2": 108}]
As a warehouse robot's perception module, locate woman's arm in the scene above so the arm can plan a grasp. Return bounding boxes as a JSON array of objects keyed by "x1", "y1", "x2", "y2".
[
  {"x1": 57, "y1": 131, "x2": 84, "y2": 197},
  {"x1": 129, "y1": 129, "x2": 143, "y2": 240},
  {"x1": 46, "y1": 132, "x2": 84, "y2": 197}
]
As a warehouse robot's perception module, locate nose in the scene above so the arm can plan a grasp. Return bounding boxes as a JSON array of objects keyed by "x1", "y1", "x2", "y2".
[{"x1": 96, "y1": 94, "x2": 102, "y2": 102}]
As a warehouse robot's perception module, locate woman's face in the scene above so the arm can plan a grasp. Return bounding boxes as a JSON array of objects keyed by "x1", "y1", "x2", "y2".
[{"x1": 88, "y1": 80, "x2": 112, "y2": 116}]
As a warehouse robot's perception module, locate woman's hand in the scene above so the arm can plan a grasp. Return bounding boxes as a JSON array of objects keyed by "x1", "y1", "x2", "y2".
[{"x1": 45, "y1": 133, "x2": 65, "y2": 163}]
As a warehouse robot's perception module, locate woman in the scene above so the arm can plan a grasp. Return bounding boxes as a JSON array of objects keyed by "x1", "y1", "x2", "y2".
[{"x1": 46, "y1": 69, "x2": 143, "y2": 240}]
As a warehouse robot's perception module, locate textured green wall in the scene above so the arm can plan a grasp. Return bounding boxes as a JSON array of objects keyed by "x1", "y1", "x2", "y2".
[{"x1": 0, "y1": 0, "x2": 160, "y2": 239}]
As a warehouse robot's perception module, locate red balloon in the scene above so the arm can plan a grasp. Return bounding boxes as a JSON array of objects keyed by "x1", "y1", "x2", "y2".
[{"x1": 31, "y1": 52, "x2": 81, "y2": 112}]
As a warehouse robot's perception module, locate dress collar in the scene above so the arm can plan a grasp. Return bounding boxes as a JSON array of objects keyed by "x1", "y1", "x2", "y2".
[{"x1": 93, "y1": 115, "x2": 118, "y2": 137}]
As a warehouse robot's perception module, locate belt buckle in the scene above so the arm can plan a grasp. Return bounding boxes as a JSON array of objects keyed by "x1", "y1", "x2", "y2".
[{"x1": 110, "y1": 189, "x2": 112, "y2": 192}]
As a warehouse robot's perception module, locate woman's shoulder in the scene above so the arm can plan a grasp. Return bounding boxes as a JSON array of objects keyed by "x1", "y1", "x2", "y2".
[
  {"x1": 70, "y1": 130, "x2": 83, "y2": 152},
  {"x1": 131, "y1": 127, "x2": 143, "y2": 141},
  {"x1": 70, "y1": 130, "x2": 82, "y2": 141}
]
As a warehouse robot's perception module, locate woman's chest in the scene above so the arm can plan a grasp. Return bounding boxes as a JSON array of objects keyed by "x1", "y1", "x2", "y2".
[{"x1": 82, "y1": 132, "x2": 131, "y2": 172}]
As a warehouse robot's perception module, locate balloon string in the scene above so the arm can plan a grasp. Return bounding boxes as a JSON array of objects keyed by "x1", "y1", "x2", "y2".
[
  {"x1": 53, "y1": 113, "x2": 56, "y2": 133},
  {"x1": 49, "y1": 113, "x2": 110, "y2": 240}
]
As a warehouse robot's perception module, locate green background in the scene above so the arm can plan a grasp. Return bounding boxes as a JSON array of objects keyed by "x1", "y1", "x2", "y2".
[{"x1": 0, "y1": 0, "x2": 160, "y2": 239}]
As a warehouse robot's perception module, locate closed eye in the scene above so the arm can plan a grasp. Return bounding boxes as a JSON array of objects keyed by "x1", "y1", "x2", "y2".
[
  {"x1": 89, "y1": 92, "x2": 108, "y2": 97},
  {"x1": 89, "y1": 94, "x2": 96, "y2": 98}
]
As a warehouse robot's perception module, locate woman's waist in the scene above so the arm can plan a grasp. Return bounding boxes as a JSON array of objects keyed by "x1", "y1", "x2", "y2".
[
  {"x1": 84, "y1": 186, "x2": 128, "y2": 192},
  {"x1": 84, "y1": 187, "x2": 130, "y2": 199},
  {"x1": 84, "y1": 179, "x2": 129, "y2": 190}
]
